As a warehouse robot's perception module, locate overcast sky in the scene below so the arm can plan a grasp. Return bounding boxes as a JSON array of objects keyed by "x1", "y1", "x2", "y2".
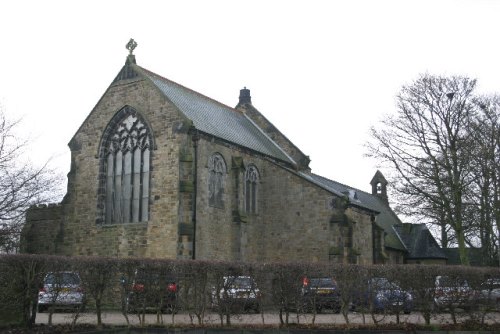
[{"x1": 1, "y1": 0, "x2": 499, "y2": 199}]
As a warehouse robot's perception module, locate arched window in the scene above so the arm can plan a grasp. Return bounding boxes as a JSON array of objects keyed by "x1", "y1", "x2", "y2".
[
  {"x1": 208, "y1": 153, "x2": 226, "y2": 208},
  {"x1": 245, "y1": 165, "x2": 259, "y2": 214},
  {"x1": 98, "y1": 106, "x2": 152, "y2": 224}
]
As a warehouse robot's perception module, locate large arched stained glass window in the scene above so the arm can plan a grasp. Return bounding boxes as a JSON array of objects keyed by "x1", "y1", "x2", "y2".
[
  {"x1": 98, "y1": 106, "x2": 153, "y2": 225},
  {"x1": 208, "y1": 153, "x2": 226, "y2": 208},
  {"x1": 245, "y1": 165, "x2": 259, "y2": 214}
]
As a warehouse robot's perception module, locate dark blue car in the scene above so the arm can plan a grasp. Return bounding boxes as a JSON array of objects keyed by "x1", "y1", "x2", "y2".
[{"x1": 353, "y1": 277, "x2": 413, "y2": 314}]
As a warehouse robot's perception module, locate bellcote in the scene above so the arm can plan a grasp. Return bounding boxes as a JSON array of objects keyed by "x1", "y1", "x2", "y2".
[{"x1": 370, "y1": 170, "x2": 388, "y2": 204}]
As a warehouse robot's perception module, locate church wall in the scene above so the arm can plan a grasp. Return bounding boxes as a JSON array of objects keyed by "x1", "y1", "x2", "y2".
[
  {"x1": 194, "y1": 140, "x2": 333, "y2": 262},
  {"x1": 58, "y1": 77, "x2": 185, "y2": 258},
  {"x1": 194, "y1": 139, "x2": 260, "y2": 261},
  {"x1": 191, "y1": 136, "x2": 377, "y2": 263},
  {"x1": 385, "y1": 249, "x2": 404, "y2": 264},
  {"x1": 260, "y1": 173, "x2": 375, "y2": 263},
  {"x1": 344, "y1": 207, "x2": 374, "y2": 264},
  {"x1": 257, "y1": 166, "x2": 334, "y2": 262}
]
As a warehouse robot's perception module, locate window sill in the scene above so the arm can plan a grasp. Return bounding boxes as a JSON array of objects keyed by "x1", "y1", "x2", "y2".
[{"x1": 99, "y1": 221, "x2": 148, "y2": 228}]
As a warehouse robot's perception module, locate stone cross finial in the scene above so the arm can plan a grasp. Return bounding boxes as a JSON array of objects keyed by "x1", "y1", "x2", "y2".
[{"x1": 126, "y1": 38, "x2": 138, "y2": 55}]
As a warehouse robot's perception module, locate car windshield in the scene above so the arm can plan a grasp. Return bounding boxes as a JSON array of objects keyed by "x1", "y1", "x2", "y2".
[
  {"x1": 134, "y1": 270, "x2": 176, "y2": 284},
  {"x1": 226, "y1": 276, "x2": 255, "y2": 289},
  {"x1": 437, "y1": 276, "x2": 469, "y2": 288},
  {"x1": 309, "y1": 278, "x2": 336, "y2": 288},
  {"x1": 371, "y1": 278, "x2": 400, "y2": 290},
  {"x1": 482, "y1": 279, "x2": 500, "y2": 289},
  {"x1": 45, "y1": 272, "x2": 80, "y2": 285}
]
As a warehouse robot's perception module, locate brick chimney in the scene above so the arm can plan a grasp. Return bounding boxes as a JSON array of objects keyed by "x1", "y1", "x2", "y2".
[{"x1": 238, "y1": 87, "x2": 252, "y2": 105}]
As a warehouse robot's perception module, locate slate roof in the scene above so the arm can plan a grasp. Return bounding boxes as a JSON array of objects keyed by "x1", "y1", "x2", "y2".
[
  {"x1": 393, "y1": 224, "x2": 447, "y2": 260},
  {"x1": 303, "y1": 173, "x2": 407, "y2": 251},
  {"x1": 133, "y1": 65, "x2": 295, "y2": 166}
]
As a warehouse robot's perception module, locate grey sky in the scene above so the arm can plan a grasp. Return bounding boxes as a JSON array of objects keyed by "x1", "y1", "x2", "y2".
[{"x1": 1, "y1": 0, "x2": 499, "y2": 198}]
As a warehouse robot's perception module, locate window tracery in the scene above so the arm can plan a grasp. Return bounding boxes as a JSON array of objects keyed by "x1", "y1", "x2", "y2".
[{"x1": 98, "y1": 106, "x2": 152, "y2": 224}]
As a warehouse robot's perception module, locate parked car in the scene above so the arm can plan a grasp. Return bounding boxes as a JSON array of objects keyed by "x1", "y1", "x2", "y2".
[
  {"x1": 479, "y1": 278, "x2": 500, "y2": 309},
  {"x1": 211, "y1": 276, "x2": 261, "y2": 313},
  {"x1": 126, "y1": 269, "x2": 178, "y2": 314},
  {"x1": 301, "y1": 277, "x2": 341, "y2": 313},
  {"x1": 38, "y1": 271, "x2": 85, "y2": 312},
  {"x1": 352, "y1": 277, "x2": 413, "y2": 314},
  {"x1": 434, "y1": 275, "x2": 474, "y2": 310}
]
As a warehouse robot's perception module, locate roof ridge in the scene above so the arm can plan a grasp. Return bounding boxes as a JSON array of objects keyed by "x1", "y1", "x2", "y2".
[{"x1": 135, "y1": 65, "x2": 242, "y2": 115}]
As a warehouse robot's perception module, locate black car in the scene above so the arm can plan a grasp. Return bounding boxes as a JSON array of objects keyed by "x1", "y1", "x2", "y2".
[
  {"x1": 211, "y1": 276, "x2": 261, "y2": 313},
  {"x1": 126, "y1": 269, "x2": 178, "y2": 314},
  {"x1": 301, "y1": 277, "x2": 341, "y2": 313}
]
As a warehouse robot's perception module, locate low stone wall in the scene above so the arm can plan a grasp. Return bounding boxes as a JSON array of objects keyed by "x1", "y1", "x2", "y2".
[{"x1": 21, "y1": 203, "x2": 64, "y2": 254}]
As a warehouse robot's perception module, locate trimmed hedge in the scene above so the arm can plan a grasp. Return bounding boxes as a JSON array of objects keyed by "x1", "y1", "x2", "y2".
[{"x1": 1, "y1": 254, "x2": 499, "y2": 329}]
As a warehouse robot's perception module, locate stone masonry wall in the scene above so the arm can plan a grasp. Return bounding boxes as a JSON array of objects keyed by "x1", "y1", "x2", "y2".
[
  {"x1": 258, "y1": 166, "x2": 374, "y2": 262},
  {"x1": 193, "y1": 133, "x2": 373, "y2": 262},
  {"x1": 344, "y1": 207, "x2": 374, "y2": 264}
]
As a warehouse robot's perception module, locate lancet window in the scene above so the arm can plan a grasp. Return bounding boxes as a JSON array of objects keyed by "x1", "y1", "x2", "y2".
[
  {"x1": 208, "y1": 153, "x2": 226, "y2": 208},
  {"x1": 98, "y1": 106, "x2": 152, "y2": 224},
  {"x1": 245, "y1": 165, "x2": 259, "y2": 214}
]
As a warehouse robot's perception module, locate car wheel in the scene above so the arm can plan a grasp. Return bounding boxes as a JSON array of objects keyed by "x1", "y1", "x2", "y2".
[{"x1": 38, "y1": 305, "x2": 48, "y2": 313}]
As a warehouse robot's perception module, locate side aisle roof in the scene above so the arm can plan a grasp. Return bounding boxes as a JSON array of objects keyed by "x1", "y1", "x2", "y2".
[{"x1": 304, "y1": 173, "x2": 407, "y2": 251}]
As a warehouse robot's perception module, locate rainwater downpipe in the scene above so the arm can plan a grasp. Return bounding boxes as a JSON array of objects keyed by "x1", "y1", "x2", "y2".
[{"x1": 191, "y1": 130, "x2": 200, "y2": 260}]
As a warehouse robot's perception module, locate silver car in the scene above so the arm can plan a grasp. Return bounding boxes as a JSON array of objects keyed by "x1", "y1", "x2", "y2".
[
  {"x1": 38, "y1": 271, "x2": 85, "y2": 312},
  {"x1": 434, "y1": 275, "x2": 474, "y2": 310},
  {"x1": 479, "y1": 278, "x2": 500, "y2": 309}
]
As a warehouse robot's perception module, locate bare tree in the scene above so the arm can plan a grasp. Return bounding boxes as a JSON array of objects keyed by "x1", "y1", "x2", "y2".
[
  {"x1": 367, "y1": 74, "x2": 478, "y2": 265},
  {"x1": 0, "y1": 107, "x2": 62, "y2": 253},
  {"x1": 468, "y1": 96, "x2": 500, "y2": 265}
]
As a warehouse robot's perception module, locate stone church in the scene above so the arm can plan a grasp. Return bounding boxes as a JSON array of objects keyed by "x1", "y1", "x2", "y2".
[{"x1": 21, "y1": 41, "x2": 446, "y2": 265}]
